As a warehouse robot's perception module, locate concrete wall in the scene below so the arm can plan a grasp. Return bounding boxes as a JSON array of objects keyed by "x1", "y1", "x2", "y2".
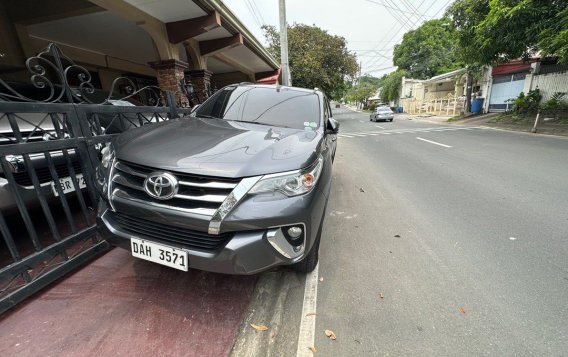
[{"x1": 525, "y1": 70, "x2": 568, "y2": 102}]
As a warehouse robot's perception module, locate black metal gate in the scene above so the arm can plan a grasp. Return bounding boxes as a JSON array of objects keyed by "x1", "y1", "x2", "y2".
[{"x1": 0, "y1": 44, "x2": 191, "y2": 313}]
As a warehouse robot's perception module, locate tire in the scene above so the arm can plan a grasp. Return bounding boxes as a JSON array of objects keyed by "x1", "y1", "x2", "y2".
[
  {"x1": 389, "y1": 118, "x2": 393, "y2": 122},
  {"x1": 291, "y1": 212, "x2": 324, "y2": 273}
]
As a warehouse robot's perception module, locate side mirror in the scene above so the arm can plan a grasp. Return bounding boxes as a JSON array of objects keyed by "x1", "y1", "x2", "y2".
[
  {"x1": 190, "y1": 104, "x2": 201, "y2": 114},
  {"x1": 326, "y1": 117, "x2": 340, "y2": 134}
]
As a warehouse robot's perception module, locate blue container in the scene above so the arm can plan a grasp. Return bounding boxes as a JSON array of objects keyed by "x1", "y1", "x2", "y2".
[{"x1": 471, "y1": 98, "x2": 484, "y2": 114}]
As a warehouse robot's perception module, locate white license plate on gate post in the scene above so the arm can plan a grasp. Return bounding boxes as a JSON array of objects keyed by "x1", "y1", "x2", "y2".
[
  {"x1": 51, "y1": 174, "x2": 86, "y2": 196},
  {"x1": 130, "y1": 238, "x2": 189, "y2": 271}
]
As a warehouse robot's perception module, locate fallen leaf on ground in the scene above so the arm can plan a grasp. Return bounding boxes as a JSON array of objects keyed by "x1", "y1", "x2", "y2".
[
  {"x1": 319, "y1": 277, "x2": 324, "y2": 282},
  {"x1": 459, "y1": 307, "x2": 466, "y2": 315},
  {"x1": 325, "y1": 329, "x2": 337, "y2": 340},
  {"x1": 306, "y1": 312, "x2": 317, "y2": 317},
  {"x1": 394, "y1": 235, "x2": 401, "y2": 238},
  {"x1": 359, "y1": 187, "x2": 365, "y2": 192},
  {"x1": 309, "y1": 346, "x2": 317, "y2": 353},
  {"x1": 250, "y1": 323, "x2": 269, "y2": 331},
  {"x1": 379, "y1": 293, "x2": 384, "y2": 299}
]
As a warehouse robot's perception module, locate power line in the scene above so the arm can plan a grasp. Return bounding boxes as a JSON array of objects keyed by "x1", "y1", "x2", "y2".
[
  {"x1": 400, "y1": 0, "x2": 428, "y2": 23},
  {"x1": 249, "y1": 0, "x2": 267, "y2": 25},
  {"x1": 363, "y1": 0, "x2": 433, "y2": 17},
  {"x1": 433, "y1": 0, "x2": 454, "y2": 17},
  {"x1": 362, "y1": 0, "x2": 429, "y2": 71},
  {"x1": 365, "y1": 66, "x2": 398, "y2": 74},
  {"x1": 365, "y1": 0, "x2": 412, "y2": 30},
  {"x1": 244, "y1": 0, "x2": 263, "y2": 29},
  {"x1": 384, "y1": 0, "x2": 420, "y2": 28}
]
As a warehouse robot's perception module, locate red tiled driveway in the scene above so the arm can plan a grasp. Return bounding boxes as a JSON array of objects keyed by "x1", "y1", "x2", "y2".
[{"x1": 0, "y1": 249, "x2": 256, "y2": 357}]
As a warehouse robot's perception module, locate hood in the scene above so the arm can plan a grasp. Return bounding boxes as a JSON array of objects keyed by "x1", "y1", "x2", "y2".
[{"x1": 114, "y1": 117, "x2": 322, "y2": 178}]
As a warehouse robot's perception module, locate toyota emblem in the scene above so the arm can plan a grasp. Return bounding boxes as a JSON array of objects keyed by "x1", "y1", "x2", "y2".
[{"x1": 144, "y1": 172, "x2": 179, "y2": 200}]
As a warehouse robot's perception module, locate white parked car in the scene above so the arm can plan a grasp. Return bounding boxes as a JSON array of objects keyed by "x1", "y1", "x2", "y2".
[{"x1": 370, "y1": 106, "x2": 394, "y2": 122}]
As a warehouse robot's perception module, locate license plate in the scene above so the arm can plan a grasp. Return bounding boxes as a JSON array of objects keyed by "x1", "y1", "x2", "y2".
[
  {"x1": 130, "y1": 238, "x2": 189, "y2": 271},
  {"x1": 51, "y1": 174, "x2": 86, "y2": 196}
]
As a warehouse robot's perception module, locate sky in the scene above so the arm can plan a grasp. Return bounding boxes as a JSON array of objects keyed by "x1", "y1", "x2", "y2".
[{"x1": 223, "y1": 0, "x2": 453, "y2": 77}]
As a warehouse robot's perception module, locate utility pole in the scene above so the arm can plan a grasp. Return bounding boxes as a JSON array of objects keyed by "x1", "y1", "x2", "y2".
[{"x1": 279, "y1": 0, "x2": 291, "y2": 86}]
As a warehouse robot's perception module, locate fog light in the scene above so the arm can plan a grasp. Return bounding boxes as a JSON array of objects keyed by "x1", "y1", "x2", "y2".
[{"x1": 287, "y1": 226, "x2": 303, "y2": 238}]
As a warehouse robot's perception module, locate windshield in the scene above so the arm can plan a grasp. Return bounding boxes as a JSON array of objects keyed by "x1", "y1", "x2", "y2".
[
  {"x1": 194, "y1": 86, "x2": 321, "y2": 130},
  {"x1": 377, "y1": 106, "x2": 391, "y2": 111}
]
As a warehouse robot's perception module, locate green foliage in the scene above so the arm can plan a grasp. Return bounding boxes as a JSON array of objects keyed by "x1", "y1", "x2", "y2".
[
  {"x1": 542, "y1": 92, "x2": 568, "y2": 111},
  {"x1": 446, "y1": 0, "x2": 568, "y2": 65},
  {"x1": 539, "y1": 7, "x2": 568, "y2": 64},
  {"x1": 380, "y1": 70, "x2": 406, "y2": 102},
  {"x1": 446, "y1": 0, "x2": 490, "y2": 64},
  {"x1": 359, "y1": 75, "x2": 384, "y2": 88},
  {"x1": 393, "y1": 18, "x2": 462, "y2": 79},
  {"x1": 511, "y1": 89, "x2": 542, "y2": 113},
  {"x1": 262, "y1": 24, "x2": 359, "y2": 99},
  {"x1": 345, "y1": 84, "x2": 376, "y2": 105}
]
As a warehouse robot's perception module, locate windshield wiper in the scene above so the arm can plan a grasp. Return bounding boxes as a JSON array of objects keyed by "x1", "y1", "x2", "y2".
[
  {"x1": 236, "y1": 120, "x2": 290, "y2": 128},
  {"x1": 196, "y1": 114, "x2": 219, "y2": 119}
]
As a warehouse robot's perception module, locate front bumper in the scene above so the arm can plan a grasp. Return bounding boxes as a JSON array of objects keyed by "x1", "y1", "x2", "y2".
[{"x1": 97, "y1": 183, "x2": 328, "y2": 275}]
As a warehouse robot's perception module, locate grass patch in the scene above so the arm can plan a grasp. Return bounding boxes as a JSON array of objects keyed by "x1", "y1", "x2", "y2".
[
  {"x1": 447, "y1": 115, "x2": 465, "y2": 122},
  {"x1": 488, "y1": 113, "x2": 534, "y2": 124}
]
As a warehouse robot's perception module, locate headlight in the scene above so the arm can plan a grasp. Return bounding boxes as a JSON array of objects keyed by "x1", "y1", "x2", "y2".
[
  {"x1": 249, "y1": 157, "x2": 323, "y2": 197},
  {"x1": 101, "y1": 142, "x2": 115, "y2": 169}
]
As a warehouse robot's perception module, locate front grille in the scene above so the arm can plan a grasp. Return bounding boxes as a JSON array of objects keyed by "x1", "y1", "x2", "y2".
[
  {"x1": 111, "y1": 211, "x2": 234, "y2": 251},
  {"x1": 10, "y1": 161, "x2": 82, "y2": 186},
  {"x1": 111, "y1": 161, "x2": 240, "y2": 217}
]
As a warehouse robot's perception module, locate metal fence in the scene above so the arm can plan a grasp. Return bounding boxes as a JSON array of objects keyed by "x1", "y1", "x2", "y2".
[{"x1": 0, "y1": 44, "x2": 191, "y2": 313}]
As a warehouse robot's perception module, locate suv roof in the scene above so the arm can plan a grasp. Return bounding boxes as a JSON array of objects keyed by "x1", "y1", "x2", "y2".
[{"x1": 232, "y1": 83, "x2": 324, "y2": 96}]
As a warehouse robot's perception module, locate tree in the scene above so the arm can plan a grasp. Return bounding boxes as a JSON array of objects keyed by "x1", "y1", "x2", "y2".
[
  {"x1": 446, "y1": 0, "x2": 568, "y2": 65},
  {"x1": 262, "y1": 24, "x2": 359, "y2": 98},
  {"x1": 380, "y1": 70, "x2": 407, "y2": 103},
  {"x1": 345, "y1": 84, "x2": 376, "y2": 107},
  {"x1": 393, "y1": 18, "x2": 463, "y2": 79},
  {"x1": 359, "y1": 75, "x2": 384, "y2": 88}
]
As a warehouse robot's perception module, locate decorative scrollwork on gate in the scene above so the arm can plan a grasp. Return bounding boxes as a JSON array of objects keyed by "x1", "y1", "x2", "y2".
[{"x1": 0, "y1": 43, "x2": 163, "y2": 106}]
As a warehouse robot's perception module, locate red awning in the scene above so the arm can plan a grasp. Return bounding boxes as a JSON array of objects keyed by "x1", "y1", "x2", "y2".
[
  {"x1": 256, "y1": 73, "x2": 279, "y2": 84},
  {"x1": 256, "y1": 65, "x2": 281, "y2": 84},
  {"x1": 492, "y1": 60, "x2": 536, "y2": 76}
]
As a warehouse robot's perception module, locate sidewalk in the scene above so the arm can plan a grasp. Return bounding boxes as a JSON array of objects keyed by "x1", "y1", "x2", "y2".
[
  {"x1": 400, "y1": 112, "x2": 568, "y2": 136},
  {"x1": 449, "y1": 114, "x2": 568, "y2": 137},
  {"x1": 0, "y1": 249, "x2": 256, "y2": 357}
]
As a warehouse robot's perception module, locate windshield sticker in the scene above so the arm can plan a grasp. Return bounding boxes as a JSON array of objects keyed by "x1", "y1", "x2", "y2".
[
  {"x1": 304, "y1": 126, "x2": 314, "y2": 131},
  {"x1": 303, "y1": 121, "x2": 310, "y2": 127},
  {"x1": 309, "y1": 122, "x2": 317, "y2": 128}
]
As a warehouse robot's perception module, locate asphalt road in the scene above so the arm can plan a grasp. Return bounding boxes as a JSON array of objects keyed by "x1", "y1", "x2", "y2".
[{"x1": 307, "y1": 107, "x2": 568, "y2": 356}]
